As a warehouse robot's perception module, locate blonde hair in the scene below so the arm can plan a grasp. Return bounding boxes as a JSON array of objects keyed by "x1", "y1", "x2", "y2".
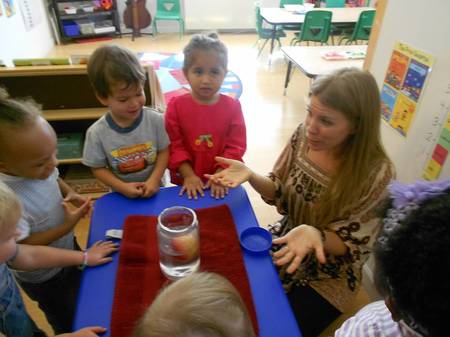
[
  {"x1": 0, "y1": 182, "x2": 20, "y2": 231},
  {"x1": 309, "y1": 67, "x2": 390, "y2": 226},
  {"x1": 132, "y1": 272, "x2": 255, "y2": 337}
]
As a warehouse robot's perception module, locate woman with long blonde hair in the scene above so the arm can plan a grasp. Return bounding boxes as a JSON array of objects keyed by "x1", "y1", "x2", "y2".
[{"x1": 207, "y1": 68, "x2": 395, "y2": 337}]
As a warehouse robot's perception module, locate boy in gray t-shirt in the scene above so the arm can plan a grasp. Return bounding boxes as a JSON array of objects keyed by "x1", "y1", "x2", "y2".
[{"x1": 83, "y1": 45, "x2": 169, "y2": 198}]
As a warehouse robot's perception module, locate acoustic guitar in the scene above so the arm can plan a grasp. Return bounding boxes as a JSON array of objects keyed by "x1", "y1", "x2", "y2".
[{"x1": 123, "y1": 0, "x2": 152, "y2": 39}]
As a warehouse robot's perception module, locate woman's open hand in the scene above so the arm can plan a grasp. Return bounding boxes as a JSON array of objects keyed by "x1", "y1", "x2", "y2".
[
  {"x1": 205, "y1": 157, "x2": 252, "y2": 188},
  {"x1": 272, "y1": 225, "x2": 326, "y2": 273}
]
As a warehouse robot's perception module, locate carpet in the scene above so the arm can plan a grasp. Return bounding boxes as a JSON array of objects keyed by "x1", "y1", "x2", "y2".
[{"x1": 137, "y1": 52, "x2": 243, "y2": 103}]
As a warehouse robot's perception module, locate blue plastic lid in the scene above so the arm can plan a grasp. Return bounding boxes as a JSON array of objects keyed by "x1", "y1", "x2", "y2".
[{"x1": 239, "y1": 227, "x2": 272, "y2": 255}]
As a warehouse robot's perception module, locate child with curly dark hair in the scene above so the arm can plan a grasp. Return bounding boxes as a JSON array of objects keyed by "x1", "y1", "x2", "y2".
[{"x1": 335, "y1": 180, "x2": 450, "y2": 337}]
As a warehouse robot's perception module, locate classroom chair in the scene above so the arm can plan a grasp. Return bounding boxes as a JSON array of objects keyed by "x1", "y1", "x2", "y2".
[
  {"x1": 339, "y1": 10, "x2": 375, "y2": 44},
  {"x1": 325, "y1": 0, "x2": 347, "y2": 43},
  {"x1": 255, "y1": 6, "x2": 286, "y2": 57},
  {"x1": 290, "y1": 10, "x2": 332, "y2": 46},
  {"x1": 325, "y1": 0, "x2": 346, "y2": 7},
  {"x1": 152, "y1": 0, "x2": 184, "y2": 38},
  {"x1": 280, "y1": 0, "x2": 305, "y2": 31}
]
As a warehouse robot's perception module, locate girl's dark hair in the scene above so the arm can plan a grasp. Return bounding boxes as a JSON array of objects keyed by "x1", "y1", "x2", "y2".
[
  {"x1": 183, "y1": 32, "x2": 228, "y2": 72},
  {"x1": 0, "y1": 87, "x2": 41, "y2": 128},
  {"x1": 87, "y1": 44, "x2": 145, "y2": 98},
  {"x1": 374, "y1": 188, "x2": 450, "y2": 336}
]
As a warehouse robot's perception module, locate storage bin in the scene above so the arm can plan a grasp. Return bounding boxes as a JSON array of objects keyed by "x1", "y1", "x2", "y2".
[
  {"x1": 63, "y1": 21, "x2": 80, "y2": 37},
  {"x1": 75, "y1": 19, "x2": 95, "y2": 35},
  {"x1": 57, "y1": 133, "x2": 84, "y2": 160}
]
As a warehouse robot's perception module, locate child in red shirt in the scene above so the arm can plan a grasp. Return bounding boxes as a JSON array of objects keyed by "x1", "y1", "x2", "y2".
[{"x1": 165, "y1": 32, "x2": 246, "y2": 199}]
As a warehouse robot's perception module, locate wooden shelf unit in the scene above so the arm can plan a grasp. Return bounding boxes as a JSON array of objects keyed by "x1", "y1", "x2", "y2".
[{"x1": 0, "y1": 64, "x2": 154, "y2": 198}]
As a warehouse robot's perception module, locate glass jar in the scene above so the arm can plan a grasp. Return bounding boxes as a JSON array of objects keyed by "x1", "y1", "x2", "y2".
[{"x1": 157, "y1": 206, "x2": 200, "y2": 280}]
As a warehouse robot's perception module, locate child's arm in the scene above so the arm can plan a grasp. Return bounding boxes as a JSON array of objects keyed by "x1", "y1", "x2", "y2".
[
  {"x1": 178, "y1": 162, "x2": 205, "y2": 199},
  {"x1": 91, "y1": 167, "x2": 144, "y2": 198},
  {"x1": 9, "y1": 241, "x2": 118, "y2": 271},
  {"x1": 142, "y1": 147, "x2": 169, "y2": 197},
  {"x1": 18, "y1": 199, "x2": 90, "y2": 245},
  {"x1": 58, "y1": 178, "x2": 91, "y2": 210}
]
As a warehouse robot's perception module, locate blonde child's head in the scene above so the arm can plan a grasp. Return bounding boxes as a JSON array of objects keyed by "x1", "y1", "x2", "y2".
[
  {"x1": 0, "y1": 182, "x2": 21, "y2": 263},
  {"x1": 0, "y1": 87, "x2": 58, "y2": 180},
  {"x1": 182, "y1": 33, "x2": 228, "y2": 104},
  {"x1": 132, "y1": 272, "x2": 256, "y2": 337},
  {"x1": 87, "y1": 45, "x2": 147, "y2": 126}
]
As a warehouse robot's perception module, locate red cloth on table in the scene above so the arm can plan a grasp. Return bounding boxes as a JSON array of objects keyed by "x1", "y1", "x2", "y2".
[{"x1": 110, "y1": 205, "x2": 258, "y2": 337}]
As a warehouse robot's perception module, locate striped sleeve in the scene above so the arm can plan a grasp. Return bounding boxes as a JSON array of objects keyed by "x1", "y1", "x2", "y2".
[{"x1": 334, "y1": 301, "x2": 402, "y2": 337}]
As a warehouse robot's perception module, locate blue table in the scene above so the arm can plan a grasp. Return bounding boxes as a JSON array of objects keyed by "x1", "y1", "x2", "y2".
[{"x1": 74, "y1": 186, "x2": 301, "y2": 337}]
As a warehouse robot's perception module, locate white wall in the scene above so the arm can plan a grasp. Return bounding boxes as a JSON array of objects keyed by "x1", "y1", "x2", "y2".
[
  {"x1": 117, "y1": 0, "x2": 279, "y2": 33},
  {"x1": 371, "y1": 0, "x2": 450, "y2": 182},
  {"x1": 0, "y1": 0, "x2": 54, "y2": 66}
]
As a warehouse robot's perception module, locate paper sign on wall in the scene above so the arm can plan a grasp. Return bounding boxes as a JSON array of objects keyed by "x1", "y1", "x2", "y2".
[
  {"x1": 423, "y1": 113, "x2": 450, "y2": 180},
  {"x1": 2, "y1": 0, "x2": 15, "y2": 17},
  {"x1": 380, "y1": 42, "x2": 434, "y2": 136}
]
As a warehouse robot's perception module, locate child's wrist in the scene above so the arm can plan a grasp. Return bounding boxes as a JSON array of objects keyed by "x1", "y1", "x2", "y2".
[{"x1": 79, "y1": 250, "x2": 89, "y2": 270}]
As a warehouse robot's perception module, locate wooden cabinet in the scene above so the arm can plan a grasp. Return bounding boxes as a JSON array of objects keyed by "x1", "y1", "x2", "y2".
[
  {"x1": 51, "y1": 0, "x2": 121, "y2": 42},
  {"x1": 0, "y1": 65, "x2": 154, "y2": 197}
]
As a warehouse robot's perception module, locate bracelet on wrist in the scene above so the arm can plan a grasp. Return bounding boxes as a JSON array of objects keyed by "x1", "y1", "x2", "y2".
[{"x1": 79, "y1": 250, "x2": 88, "y2": 270}]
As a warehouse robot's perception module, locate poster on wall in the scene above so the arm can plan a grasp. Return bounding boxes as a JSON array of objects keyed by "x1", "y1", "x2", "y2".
[
  {"x1": 423, "y1": 111, "x2": 450, "y2": 180},
  {"x1": 380, "y1": 42, "x2": 434, "y2": 136},
  {"x1": 0, "y1": 3, "x2": 3, "y2": 16},
  {"x1": 2, "y1": 0, "x2": 15, "y2": 17}
]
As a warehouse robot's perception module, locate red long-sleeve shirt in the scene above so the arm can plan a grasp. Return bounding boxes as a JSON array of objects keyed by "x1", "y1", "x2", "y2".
[{"x1": 165, "y1": 93, "x2": 246, "y2": 185}]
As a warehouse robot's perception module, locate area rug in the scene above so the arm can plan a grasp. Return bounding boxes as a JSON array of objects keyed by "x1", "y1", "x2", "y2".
[{"x1": 137, "y1": 52, "x2": 243, "y2": 103}]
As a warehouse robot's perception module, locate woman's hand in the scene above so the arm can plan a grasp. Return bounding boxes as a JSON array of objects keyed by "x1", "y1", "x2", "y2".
[
  {"x1": 205, "y1": 157, "x2": 253, "y2": 188},
  {"x1": 272, "y1": 225, "x2": 326, "y2": 274}
]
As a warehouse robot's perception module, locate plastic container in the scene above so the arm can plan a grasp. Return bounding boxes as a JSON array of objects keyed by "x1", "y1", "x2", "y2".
[
  {"x1": 75, "y1": 19, "x2": 95, "y2": 35},
  {"x1": 239, "y1": 227, "x2": 272, "y2": 255},
  {"x1": 64, "y1": 7, "x2": 77, "y2": 14},
  {"x1": 81, "y1": 5, "x2": 94, "y2": 12},
  {"x1": 63, "y1": 20, "x2": 80, "y2": 37}
]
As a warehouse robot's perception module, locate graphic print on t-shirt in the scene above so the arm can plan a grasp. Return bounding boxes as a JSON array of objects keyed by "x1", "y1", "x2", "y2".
[{"x1": 110, "y1": 142, "x2": 156, "y2": 174}]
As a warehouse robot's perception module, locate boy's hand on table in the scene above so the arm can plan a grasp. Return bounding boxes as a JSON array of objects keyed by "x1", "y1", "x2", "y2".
[
  {"x1": 142, "y1": 178, "x2": 160, "y2": 198},
  {"x1": 62, "y1": 198, "x2": 91, "y2": 229},
  {"x1": 180, "y1": 175, "x2": 205, "y2": 200},
  {"x1": 119, "y1": 182, "x2": 145, "y2": 198},
  {"x1": 86, "y1": 241, "x2": 119, "y2": 266}
]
